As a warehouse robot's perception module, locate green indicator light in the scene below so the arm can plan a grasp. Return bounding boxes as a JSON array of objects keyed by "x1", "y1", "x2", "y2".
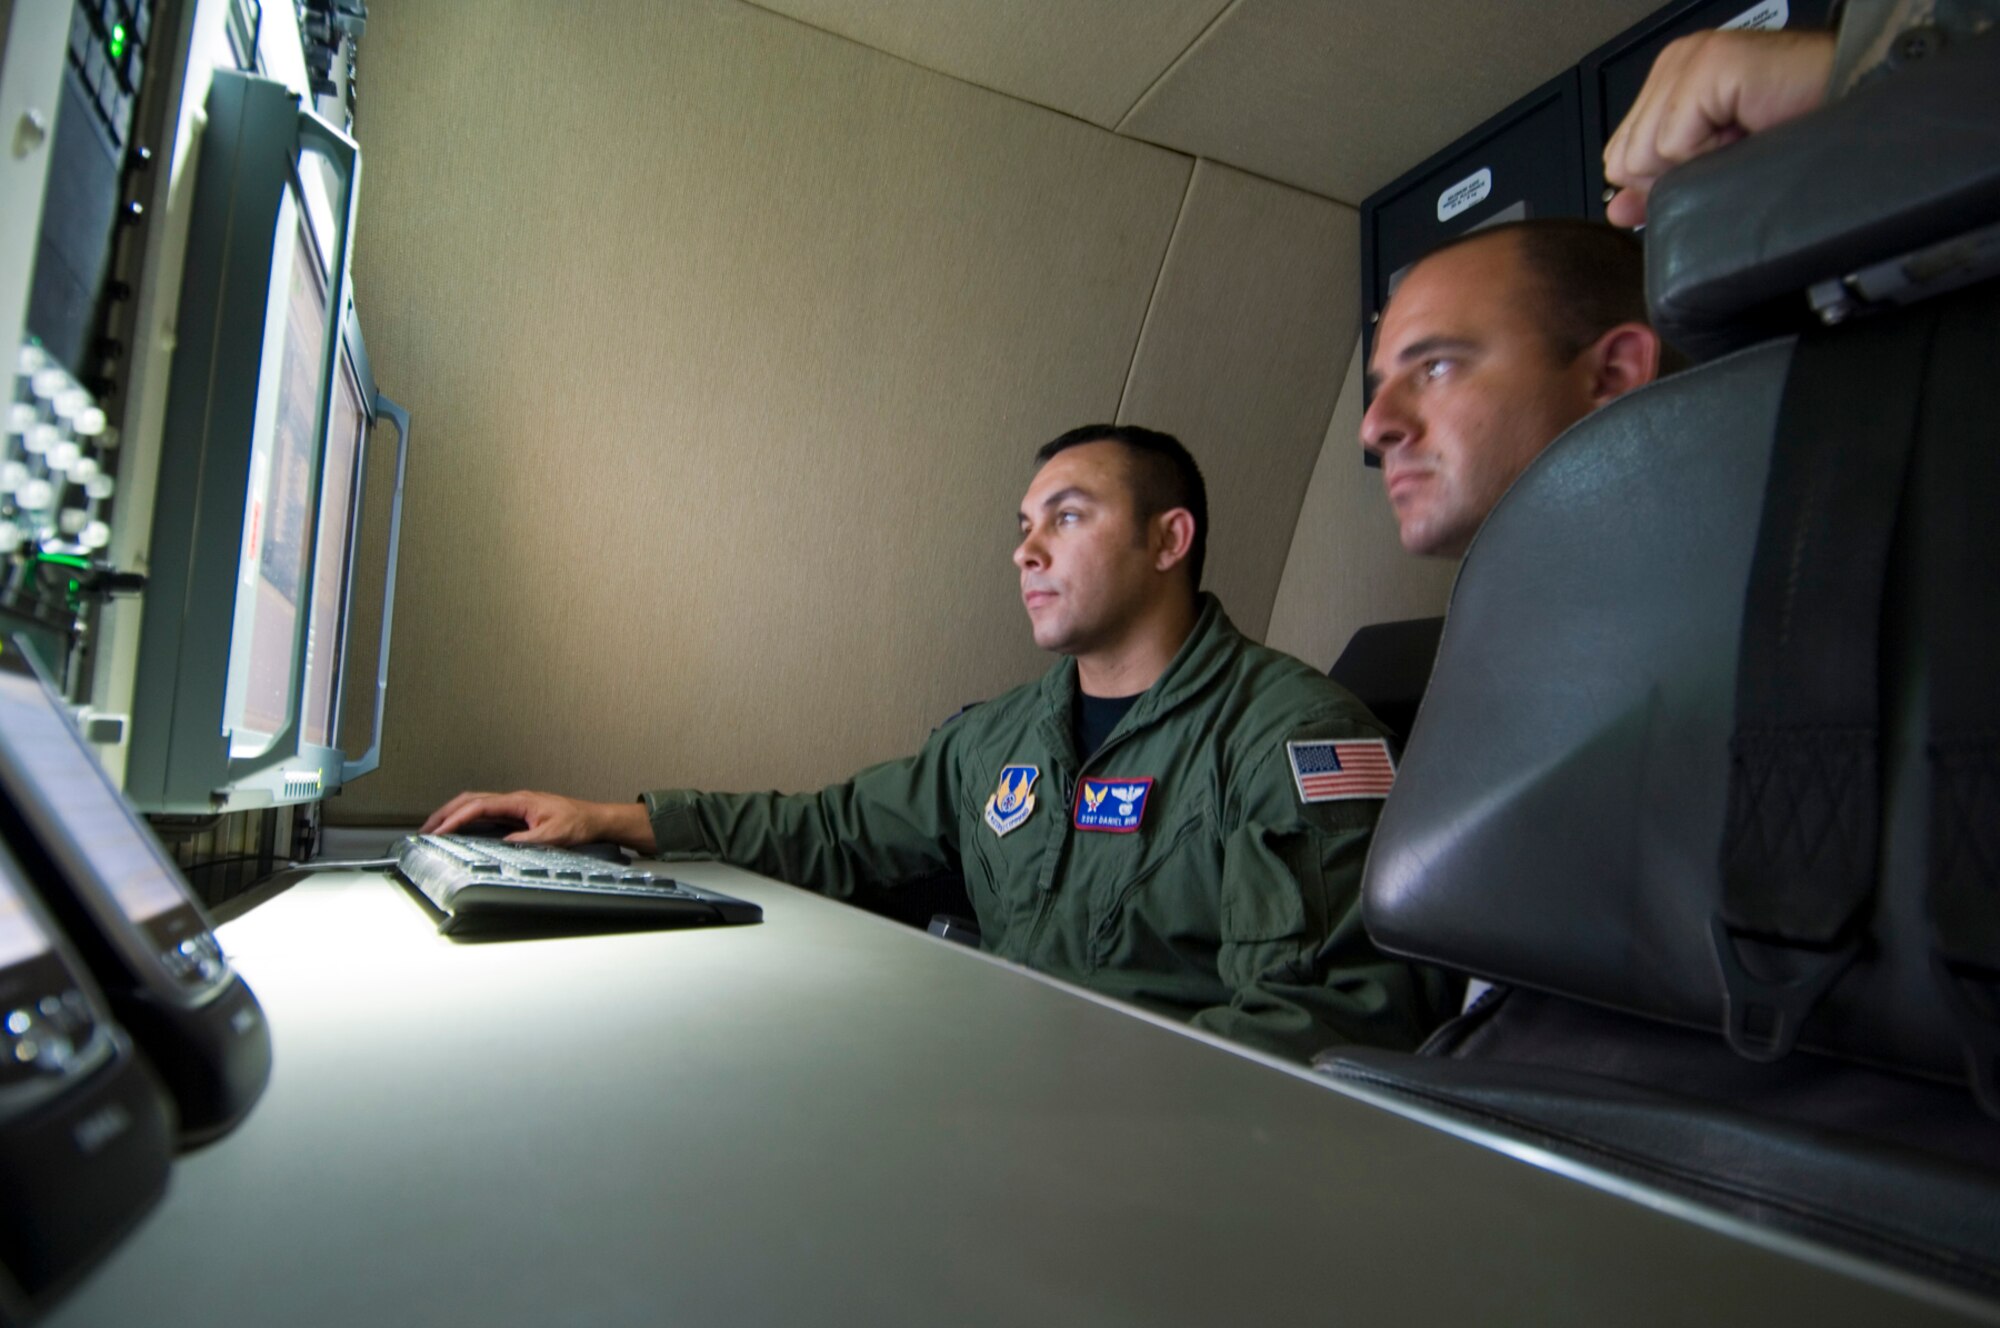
[
  {"x1": 31, "y1": 552, "x2": 92, "y2": 571},
  {"x1": 108, "y1": 23, "x2": 128, "y2": 61}
]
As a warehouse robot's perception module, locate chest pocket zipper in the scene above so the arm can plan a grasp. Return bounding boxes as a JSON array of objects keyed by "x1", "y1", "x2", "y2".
[
  {"x1": 1084, "y1": 805, "x2": 1212, "y2": 971},
  {"x1": 960, "y1": 791, "x2": 1043, "y2": 935}
]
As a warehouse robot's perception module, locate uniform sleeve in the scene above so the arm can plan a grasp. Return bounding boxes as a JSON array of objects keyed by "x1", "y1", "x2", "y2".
[
  {"x1": 641, "y1": 722, "x2": 962, "y2": 901},
  {"x1": 1188, "y1": 721, "x2": 1459, "y2": 1062}
]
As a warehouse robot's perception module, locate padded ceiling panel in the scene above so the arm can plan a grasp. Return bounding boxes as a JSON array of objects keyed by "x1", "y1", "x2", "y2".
[
  {"x1": 1119, "y1": 0, "x2": 1666, "y2": 203},
  {"x1": 1116, "y1": 160, "x2": 1358, "y2": 641},
  {"x1": 746, "y1": 0, "x2": 1231, "y2": 129}
]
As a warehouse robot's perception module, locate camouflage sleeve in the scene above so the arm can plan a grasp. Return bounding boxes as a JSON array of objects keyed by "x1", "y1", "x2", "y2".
[
  {"x1": 1188, "y1": 720, "x2": 1459, "y2": 1063},
  {"x1": 642, "y1": 724, "x2": 962, "y2": 901}
]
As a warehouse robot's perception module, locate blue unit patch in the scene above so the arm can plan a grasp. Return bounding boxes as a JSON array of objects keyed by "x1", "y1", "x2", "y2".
[
  {"x1": 984, "y1": 764, "x2": 1040, "y2": 838},
  {"x1": 1073, "y1": 777, "x2": 1153, "y2": 833}
]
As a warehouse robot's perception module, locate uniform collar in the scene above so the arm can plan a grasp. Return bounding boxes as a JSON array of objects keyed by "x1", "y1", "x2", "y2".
[{"x1": 1037, "y1": 593, "x2": 1239, "y2": 757}]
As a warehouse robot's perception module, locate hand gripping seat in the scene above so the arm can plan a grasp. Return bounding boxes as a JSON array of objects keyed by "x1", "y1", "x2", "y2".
[{"x1": 1317, "y1": 27, "x2": 2000, "y2": 1297}]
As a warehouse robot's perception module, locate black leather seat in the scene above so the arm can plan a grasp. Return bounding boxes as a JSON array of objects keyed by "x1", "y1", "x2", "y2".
[
  {"x1": 1317, "y1": 27, "x2": 2000, "y2": 1297},
  {"x1": 1326, "y1": 617, "x2": 1444, "y2": 752}
]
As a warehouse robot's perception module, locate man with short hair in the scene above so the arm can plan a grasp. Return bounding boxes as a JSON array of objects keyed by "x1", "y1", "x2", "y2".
[
  {"x1": 428, "y1": 425, "x2": 1453, "y2": 1062},
  {"x1": 1362, "y1": 220, "x2": 1665, "y2": 557}
]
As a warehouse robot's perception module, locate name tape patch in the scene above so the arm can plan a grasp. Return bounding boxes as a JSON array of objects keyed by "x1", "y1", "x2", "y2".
[
  {"x1": 1287, "y1": 739, "x2": 1396, "y2": 803},
  {"x1": 1074, "y1": 777, "x2": 1153, "y2": 833}
]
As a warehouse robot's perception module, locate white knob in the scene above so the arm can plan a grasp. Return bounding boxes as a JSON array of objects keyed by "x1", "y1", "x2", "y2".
[
  {"x1": 81, "y1": 520, "x2": 110, "y2": 550},
  {"x1": 85, "y1": 473, "x2": 115, "y2": 500},
  {"x1": 19, "y1": 479, "x2": 54, "y2": 509},
  {"x1": 0, "y1": 462, "x2": 27, "y2": 492},
  {"x1": 25, "y1": 423, "x2": 57, "y2": 454},
  {"x1": 12, "y1": 108, "x2": 48, "y2": 159},
  {"x1": 74, "y1": 407, "x2": 107, "y2": 437}
]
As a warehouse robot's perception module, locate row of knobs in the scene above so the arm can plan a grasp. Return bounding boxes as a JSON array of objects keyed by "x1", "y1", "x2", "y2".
[{"x1": 4, "y1": 342, "x2": 119, "y2": 555}]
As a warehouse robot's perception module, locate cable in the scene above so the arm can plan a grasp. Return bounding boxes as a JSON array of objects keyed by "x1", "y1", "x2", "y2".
[{"x1": 180, "y1": 853, "x2": 291, "y2": 875}]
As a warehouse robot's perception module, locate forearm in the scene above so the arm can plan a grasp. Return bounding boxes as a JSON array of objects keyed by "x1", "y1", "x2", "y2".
[
  {"x1": 1202, "y1": 762, "x2": 1456, "y2": 1061},
  {"x1": 597, "y1": 800, "x2": 659, "y2": 854},
  {"x1": 1192, "y1": 929, "x2": 1458, "y2": 1063},
  {"x1": 643, "y1": 749, "x2": 958, "y2": 897}
]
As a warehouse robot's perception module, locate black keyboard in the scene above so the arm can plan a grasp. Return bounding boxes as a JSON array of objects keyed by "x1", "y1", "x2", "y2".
[{"x1": 393, "y1": 835, "x2": 762, "y2": 935}]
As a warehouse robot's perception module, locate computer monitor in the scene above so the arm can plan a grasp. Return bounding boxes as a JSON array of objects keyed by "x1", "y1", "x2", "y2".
[
  {"x1": 123, "y1": 69, "x2": 405, "y2": 815},
  {"x1": 299, "y1": 299, "x2": 406, "y2": 787},
  {"x1": 219, "y1": 189, "x2": 339, "y2": 765}
]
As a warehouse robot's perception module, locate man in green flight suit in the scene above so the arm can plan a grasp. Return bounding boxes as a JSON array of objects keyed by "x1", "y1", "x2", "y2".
[{"x1": 424, "y1": 425, "x2": 1452, "y2": 1062}]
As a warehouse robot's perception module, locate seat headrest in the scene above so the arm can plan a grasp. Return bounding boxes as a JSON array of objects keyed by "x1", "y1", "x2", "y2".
[{"x1": 1646, "y1": 28, "x2": 2000, "y2": 362}]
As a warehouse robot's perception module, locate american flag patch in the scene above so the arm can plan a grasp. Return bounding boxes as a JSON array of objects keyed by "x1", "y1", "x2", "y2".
[{"x1": 1286, "y1": 738, "x2": 1396, "y2": 803}]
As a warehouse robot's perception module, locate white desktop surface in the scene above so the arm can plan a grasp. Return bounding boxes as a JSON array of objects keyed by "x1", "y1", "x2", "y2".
[{"x1": 45, "y1": 862, "x2": 1992, "y2": 1326}]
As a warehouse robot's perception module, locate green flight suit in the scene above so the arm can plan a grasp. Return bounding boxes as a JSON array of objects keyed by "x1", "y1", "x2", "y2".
[{"x1": 643, "y1": 596, "x2": 1451, "y2": 1062}]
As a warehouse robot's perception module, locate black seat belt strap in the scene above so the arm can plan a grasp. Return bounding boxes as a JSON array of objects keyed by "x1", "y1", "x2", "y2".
[
  {"x1": 1917, "y1": 280, "x2": 2000, "y2": 1118},
  {"x1": 1714, "y1": 301, "x2": 1937, "y2": 1061}
]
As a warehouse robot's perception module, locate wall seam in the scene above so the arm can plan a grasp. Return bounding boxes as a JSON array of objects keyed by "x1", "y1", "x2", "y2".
[
  {"x1": 1265, "y1": 330, "x2": 1365, "y2": 642},
  {"x1": 1114, "y1": 160, "x2": 1199, "y2": 423},
  {"x1": 735, "y1": 0, "x2": 1181, "y2": 142},
  {"x1": 732, "y1": 0, "x2": 1367, "y2": 208},
  {"x1": 1113, "y1": 0, "x2": 1241, "y2": 132}
]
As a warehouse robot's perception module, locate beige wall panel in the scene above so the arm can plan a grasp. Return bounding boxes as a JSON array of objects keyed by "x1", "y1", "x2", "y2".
[
  {"x1": 1115, "y1": 159, "x2": 1356, "y2": 643},
  {"x1": 1120, "y1": 0, "x2": 1663, "y2": 203},
  {"x1": 336, "y1": 0, "x2": 1192, "y2": 821},
  {"x1": 745, "y1": 0, "x2": 1230, "y2": 129},
  {"x1": 1265, "y1": 343, "x2": 1456, "y2": 672}
]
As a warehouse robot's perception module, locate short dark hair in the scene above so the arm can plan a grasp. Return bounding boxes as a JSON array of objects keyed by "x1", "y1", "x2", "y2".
[
  {"x1": 1419, "y1": 219, "x2": 1671, "y2": 366},
  {"x1": 1033, "y1": 424, "x2": 1208, "y2": 591}
]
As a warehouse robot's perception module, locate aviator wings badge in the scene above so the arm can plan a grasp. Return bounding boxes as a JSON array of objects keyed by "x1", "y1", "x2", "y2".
[{"x1": 984, "y1": 764, "x2": 1040, "y2": 838}]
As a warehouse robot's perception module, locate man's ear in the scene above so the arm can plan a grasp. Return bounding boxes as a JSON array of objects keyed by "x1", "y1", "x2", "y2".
[
  {"x1": 1583, "y1": 322, "x2": 1663, "y2": 406},
  {"x1": 1153, "y1": 508, "x2": 1197, "y2": 574}
]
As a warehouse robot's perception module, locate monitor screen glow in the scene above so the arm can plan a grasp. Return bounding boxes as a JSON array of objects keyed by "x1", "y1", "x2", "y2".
[
  {"x1": 302, "y1": 346, "x2": 365, "y2": 749},
  {"x1": 227, "y1": 206, "x2": 329, "y2": 756}
]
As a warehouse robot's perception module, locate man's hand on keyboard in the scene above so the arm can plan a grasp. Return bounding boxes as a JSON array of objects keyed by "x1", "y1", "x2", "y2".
[{"x1": 420, "y1": 790, "x2": 659, "y2": 854}]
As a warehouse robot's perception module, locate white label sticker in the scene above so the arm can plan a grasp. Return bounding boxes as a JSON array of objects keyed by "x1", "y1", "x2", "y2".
[
  {"x1": 1436, "y1": 167, "x2": 1493, "y2": 222},
  {"x1": 1722, "y1": 1, "x2": 1789, "y2": 31}
]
